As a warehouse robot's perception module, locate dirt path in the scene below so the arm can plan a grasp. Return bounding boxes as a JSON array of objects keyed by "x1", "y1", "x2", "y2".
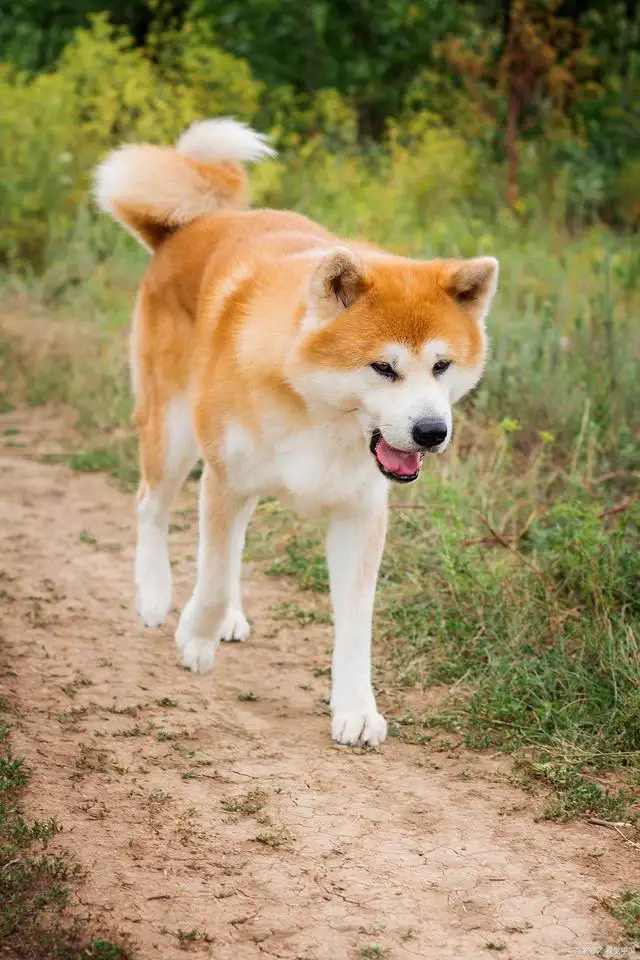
[{"x1": 1, "y1": 415, "x2": 635, "y2": 959}]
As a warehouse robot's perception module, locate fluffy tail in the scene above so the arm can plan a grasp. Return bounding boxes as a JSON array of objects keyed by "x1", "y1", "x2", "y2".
[{"x1": 94, "y1": 118, "x2": 275, "y2": 251}]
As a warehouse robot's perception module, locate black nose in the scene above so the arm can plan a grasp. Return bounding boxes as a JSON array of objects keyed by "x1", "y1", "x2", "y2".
[{"x1": 411, "y1": 418, "x2": 448, "y2": 450}]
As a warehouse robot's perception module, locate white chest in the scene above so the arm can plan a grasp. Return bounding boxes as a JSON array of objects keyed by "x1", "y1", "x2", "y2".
[{"x1": 220, "y1": 418, "x2": 381, "y2": 515}]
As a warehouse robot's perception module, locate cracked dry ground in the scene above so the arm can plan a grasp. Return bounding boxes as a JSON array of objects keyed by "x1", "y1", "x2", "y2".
[{"x1": 1, "y1": 415, "x2": 636, "y2": 960}]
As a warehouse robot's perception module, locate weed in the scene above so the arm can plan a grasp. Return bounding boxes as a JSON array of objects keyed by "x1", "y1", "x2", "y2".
[
  {"x1": 361, "y1": 946, "x2": 389, "y2": 959},
  {"x1": 270, "y1": 600, "x2": 331, "y2": 626},
  {"x1": 105, "y1": 704, "x2": 140, "y2": 718},
  {"x1": 237, "y1": 690, "x2": 259, "y2": 702},
  {"x1": 175, "y1": 927, "x2": 213, "y2": 947},
  {"x1": 86, "y1": 942, "x2": 132, "y2": 959},
  {"x1": 148, "y1": 790, "x2": 172, "y2": 805},
  {"x1": 113, "y1": 722, "x2": 153, "y2": 738},
  {"x1": 605, "y1": 890, "x2": 640, "y2": 941},
  {"x1": 74, "y1": 744, "x2": 111, "y2": 775},
  {"x1": 156, "y1": 697, "x2": 179, "y2": 708},
  {"x1": 252, "y1": 826, "x2": 292, "y2": 848},
  {"x1": 222, "y1": 789, "x2": 268, "y2": 816},
  {"x1": 61, "y1": 676, "x2": 93, "y2": 696}
]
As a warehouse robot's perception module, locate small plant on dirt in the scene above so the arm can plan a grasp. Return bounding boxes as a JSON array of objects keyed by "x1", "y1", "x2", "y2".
[
  {"x1": 175, "y1": 927, "x2": 213, "y2": 947},
  {"x1": 237, "y1": 690, "x2": 259, "y2": 702},
  {"x1": 361, "y1": 946, "x2": 389, "y2": 960},
  {"x1": 270, "y1": 600, "x2": 331, "y2": 626},
  {"x1": 61, "y1": 676, "x2": 93, "y2": 696},
  {"x1": 252, "y1": 826, "x2": 292, "y2": 848},
  {"x1": 605, "y1": 890, "x2": 640, "y2": 941},
  {"x1": 79, "y1": 529, "x2": 98, "y2": 545},
  {"x1": 74, "y1": 743, "x2": 111, "y2": 775},
  {"x1": 113, "y1": 724, "x2": 147, "y2": 738},
  {"x1": 148, "y1": 789, "x2": 172, "y2": 805},
  {"x1": 105, "y1": 703, "x2": 141, "y2": 717},
  {"x1": 515, "y1": 757, "x2": 631, "y2": 823},
  {"x1": 88, "y1": 941, "x2": 133, "y2": 959},
  {"x1": 221, "y1": 789, "x2": 268, "y2": 815},
  {"x1": 156, "y1": 696, "x2": 179, "y2": 707}
]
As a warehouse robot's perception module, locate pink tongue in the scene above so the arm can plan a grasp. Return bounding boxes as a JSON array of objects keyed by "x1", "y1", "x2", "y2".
[{"x1": 375, "y1": 437, "x2": 420, "y2": 476}]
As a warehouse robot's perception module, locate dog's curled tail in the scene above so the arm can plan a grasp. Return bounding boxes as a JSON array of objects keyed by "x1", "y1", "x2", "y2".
[{"x1": 93, "y1": 118, "x2": 276, "y2": 251}]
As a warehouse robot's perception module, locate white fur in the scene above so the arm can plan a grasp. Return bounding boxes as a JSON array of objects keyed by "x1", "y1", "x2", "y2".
[
  {"x1": 136, "y1": 398, "x2": 198, "y2": 626},
  {"x1": 175, "y1": 472, "x2": 257, "y2": 670},
  {"x1": 327, "y1": 484, "x2": 389, "y2": 746},
  {"x1": 93, "y1": 119, "x2": 274, "y2": 250},
  {"x1": 94, "y1": 145, "x2": 221, "y2": 250},
  {"x1": 222, "y1": 413, "x2": 379, "y2": 516},
  {"x1": 177, "y1": 118, "x2": 276, "y2": 163},
  {"x1": 286, "y1": 340, "x2": 485, "y2": 460}
]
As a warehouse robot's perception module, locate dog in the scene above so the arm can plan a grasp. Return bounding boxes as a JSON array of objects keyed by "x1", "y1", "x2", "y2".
[{"x1": 94, "y1": 118, "x2": 498, "y2": 747}]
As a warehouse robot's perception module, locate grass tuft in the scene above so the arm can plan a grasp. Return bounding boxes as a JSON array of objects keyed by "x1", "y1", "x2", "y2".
[{"x1": 605, "y1": 890, "x2": 640, "y2": 942}]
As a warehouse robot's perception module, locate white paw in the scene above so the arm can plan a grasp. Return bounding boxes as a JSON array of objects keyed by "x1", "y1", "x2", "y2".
[
  {"x1": 136, "y1": 556, "x2": 172, "y2": 628},
  {"x1": 219, "y1": 608, "x2": 250, "y2": 643},
  {"x1": 177, "y1": 636, "x2": 216, "y2": 674},
  {"x1": 175, "y1": 599, "x2": 217, "y2": 674},
  {"x1": 332, "y1": 709, "x2": 387, "y2": 747}
]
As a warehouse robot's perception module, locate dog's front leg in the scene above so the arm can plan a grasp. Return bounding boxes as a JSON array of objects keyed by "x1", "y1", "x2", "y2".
[{"x1": 326, "y1": 485, "x2": 388, "y2": 747}]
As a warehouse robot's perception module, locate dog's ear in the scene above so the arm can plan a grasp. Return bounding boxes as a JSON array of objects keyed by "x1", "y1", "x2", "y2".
[
  {"x1": 443, "y1": 257, "x2": 499, "y2": 324},
  {"x1": 308, "y1": 246, "x2": 366, "y2": 325}
]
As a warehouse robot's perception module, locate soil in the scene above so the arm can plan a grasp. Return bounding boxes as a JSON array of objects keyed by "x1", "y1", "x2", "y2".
[{"x1": 1, "y1": 409, "x2": 636, "y2": 960}]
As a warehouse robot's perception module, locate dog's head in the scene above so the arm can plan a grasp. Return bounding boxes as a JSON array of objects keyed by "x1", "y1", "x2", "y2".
[{"x1": 289, "y1": 246, "x2": 498, "y2": 483}]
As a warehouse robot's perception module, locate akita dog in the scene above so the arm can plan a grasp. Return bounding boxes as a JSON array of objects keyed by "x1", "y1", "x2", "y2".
[{"x1": 95, "y1": 118, "x2": 498, "y2": 747}]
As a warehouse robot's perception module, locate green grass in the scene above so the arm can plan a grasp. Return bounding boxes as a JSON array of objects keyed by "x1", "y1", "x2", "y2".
[
  {"x1": 0, "y1": 699, "x2": 131, "y2": 958},
  {"x1": 67, "y1": 443, "x2": 139, "y2": 490},
  {"x1": 606, "y1": 890, "x2": 640, "y2": 942}
]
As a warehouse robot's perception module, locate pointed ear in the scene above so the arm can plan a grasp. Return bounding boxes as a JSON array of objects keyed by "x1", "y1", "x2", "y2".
[
  {"x1": 444, "y1": 256, "x2": 499, "y2": 323},
  {"x1": 308, "y1": 246, "x2": 366, "y2": 325}
]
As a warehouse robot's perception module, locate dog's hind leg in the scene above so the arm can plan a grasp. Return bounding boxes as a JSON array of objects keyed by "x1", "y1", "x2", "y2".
[
  {"x1": 136, "y1": 396, "x2": 199, "y2": 627},
  {"x1": 176, "y1": 464, "x2": 257, "y2": 673},
  {"x1": 218, "y1": 490, "x2": 257, "y2": 643}
]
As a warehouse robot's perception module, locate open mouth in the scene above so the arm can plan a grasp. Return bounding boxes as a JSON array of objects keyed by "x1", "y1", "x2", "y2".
[{"x1": 369, "y1": 430, "x2": 422, "y2": 484}]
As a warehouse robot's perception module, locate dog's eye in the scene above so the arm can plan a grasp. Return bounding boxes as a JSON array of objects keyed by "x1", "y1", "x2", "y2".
[
  {"x1": 432, "y1": 359, "x2": 451, "y2": 376},
  {"x1": 371, "y1": 362, "x2": 398, "y2": 381}
]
